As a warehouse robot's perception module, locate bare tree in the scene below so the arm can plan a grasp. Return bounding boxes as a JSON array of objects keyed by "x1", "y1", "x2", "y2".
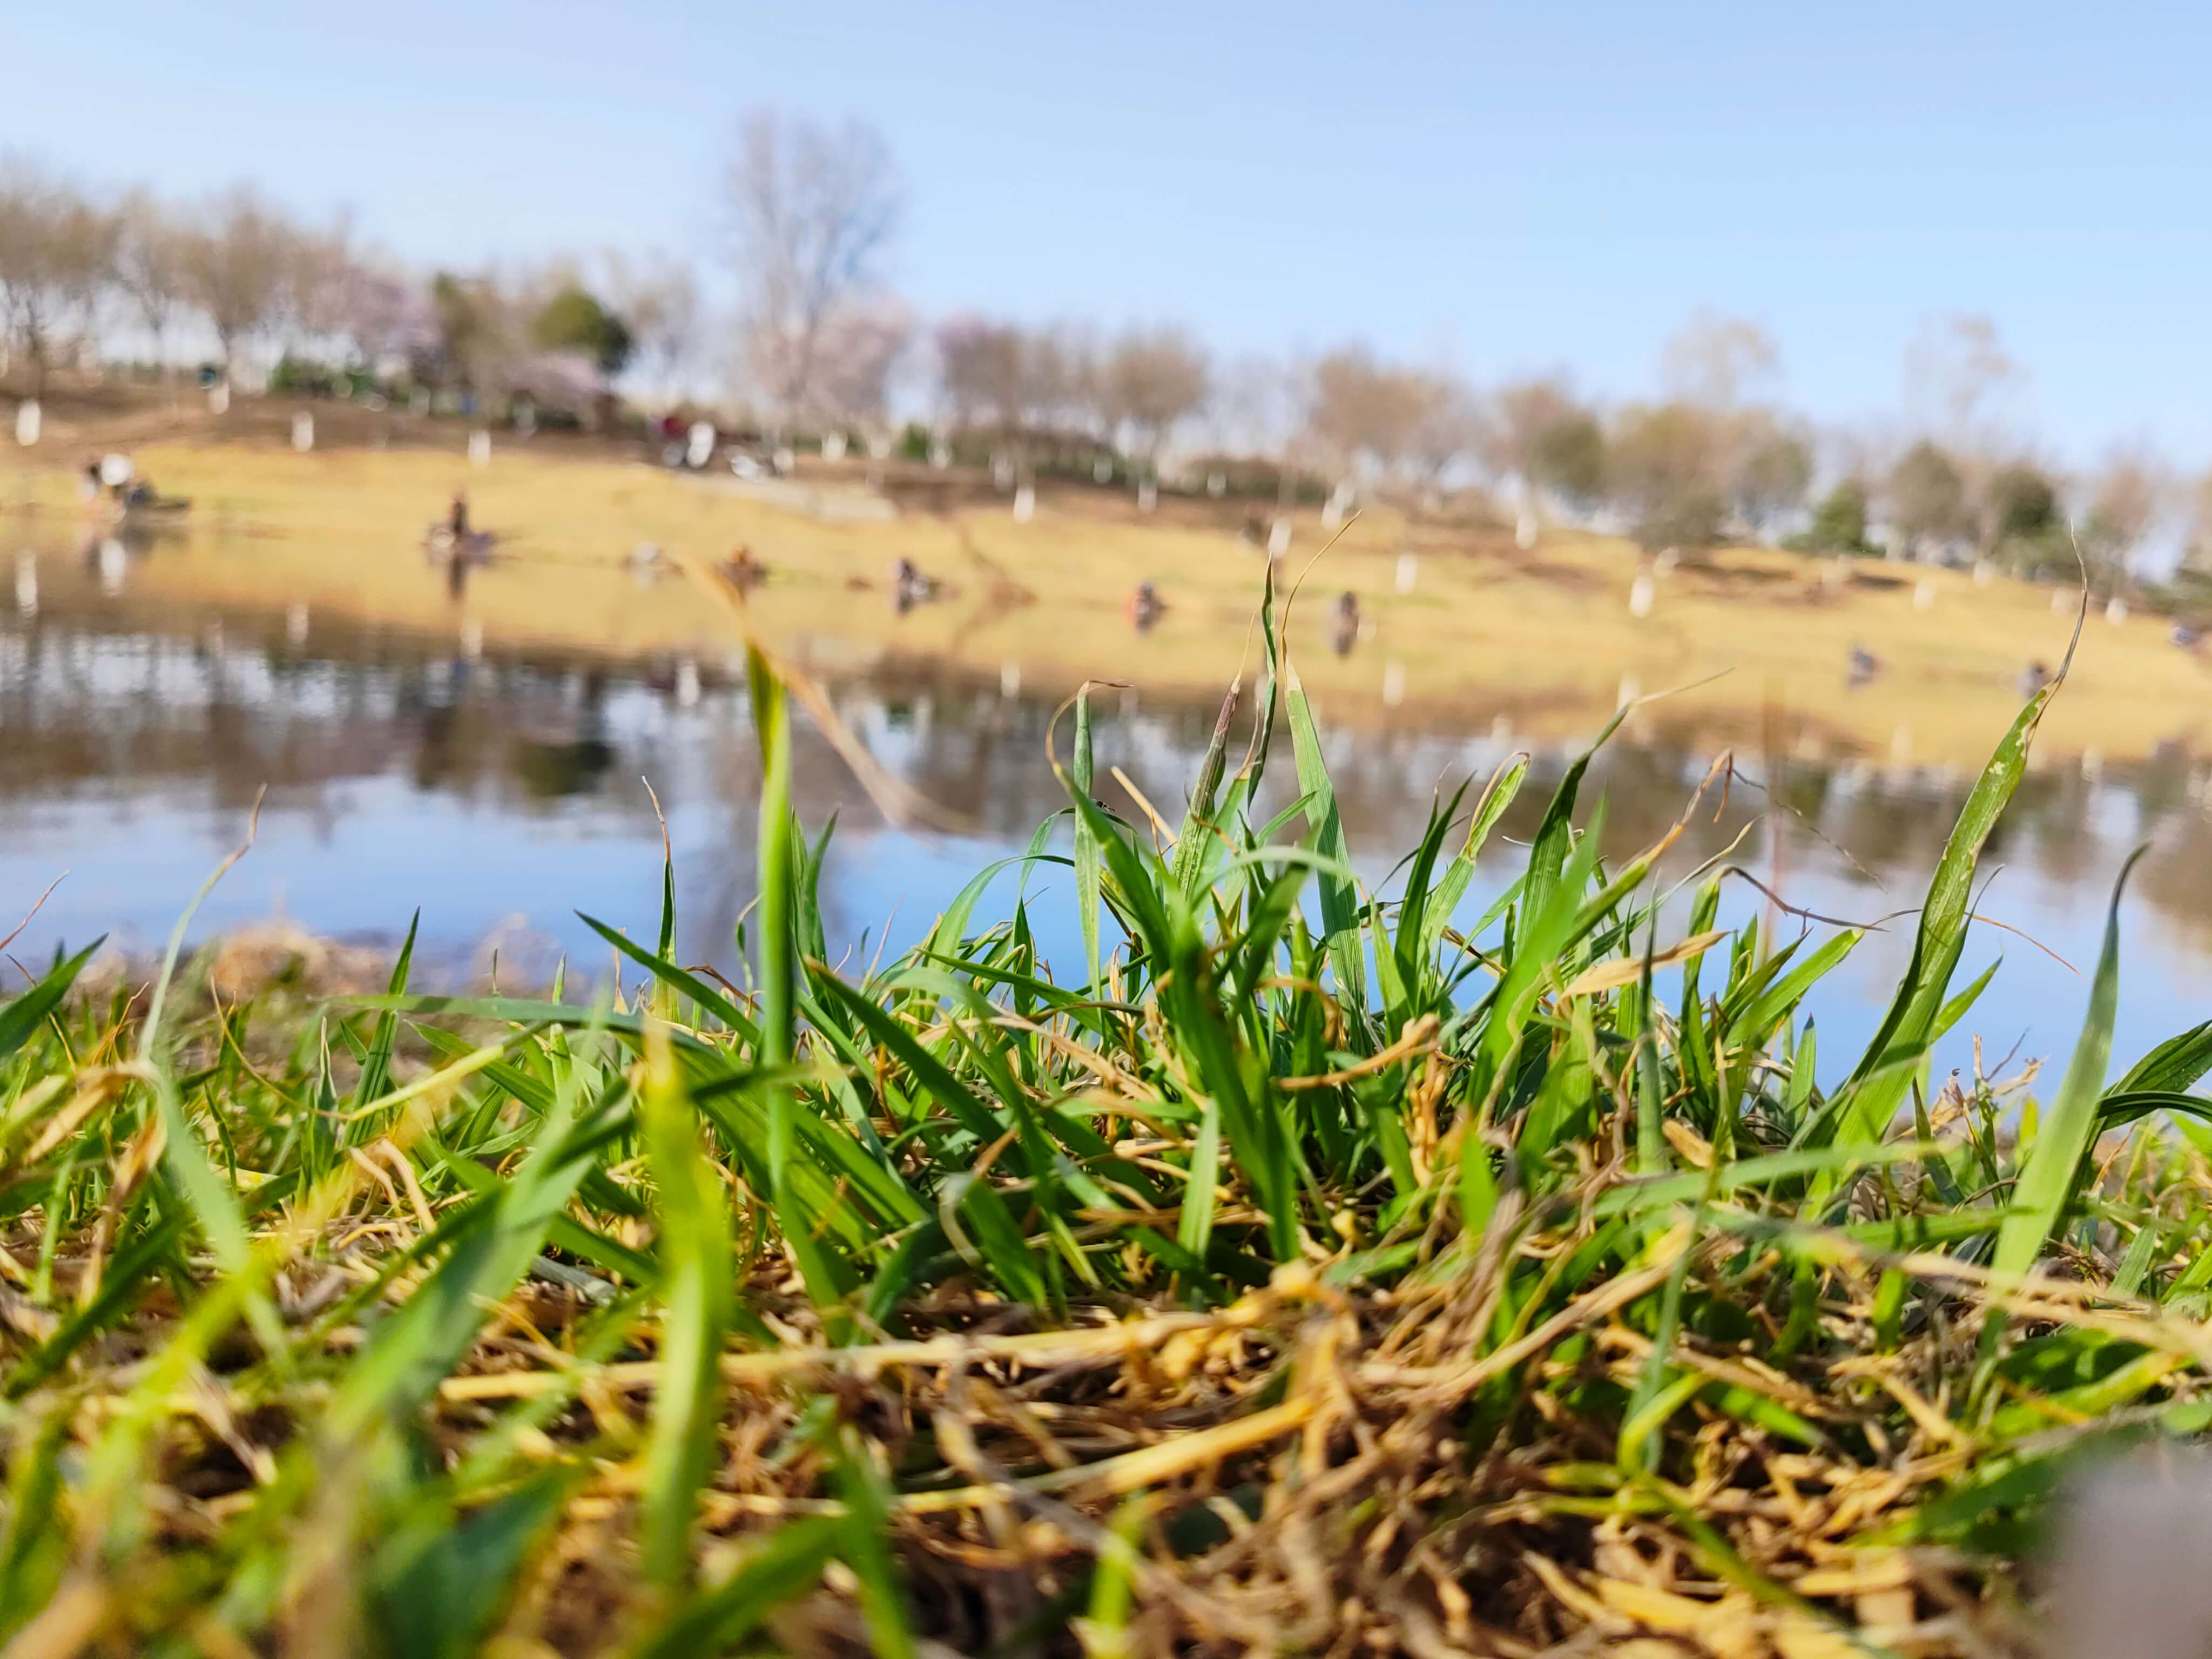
[
  {"x1": 723, "y1": 111, "x2": 902, "y2": 428},
  {"x1": 1306, "y1": 347, "x2": 1428, "y2": 481},
  {"x1": 1043, "y1": 323, "x2": 1104, "y2": 445},
  {"x1": 604, "y1": 251, "x2": 699, "y2": 408},
  {"x1": 180, "y1": 187, "x2": 296, "y2": 377},
  {"x1": 805, "y1": 297, "x2": 912, "y2": 430},
  {"x1": 1660, "y1": 309, "x2": 1778, "y2": 409},
  {"x1": 114, "y1": 188, "x2": 190, "y2": 374},
  {"x1": 287, "y1": 219, "x2": 360, "y2": 361},
  {"x1": 934, "y1": 315, "x2": 1027, "y2": 439},
  {"x1": 1406, "y1": 370, "x2": 1482, "y2": 491},
  {"x1": 0, "y1": 159, "x2": 116, "y2": 395},
  {"x1": 1484, "y1": 377, "x2": 1575, "y2": 497},
  {"x1": 2080, "y1": 450, "x2": 2168, "y2": 595},
  {"x1": 1199, "y1": 352, "x2": 1280, "y2": 456},
  {"x1": 1016, "y1": 326, "x2": 1080, "y2": 440},
  {"x1": 1905, "y1": 312, "x2": 2024, "y2": 447},
  {"x1": 1105, "y1": 326, "x2": 1209, "y2": 471},
  {"x1": 1884, "y1": 439, "x2": 1972, "y2": 560},
  {"x1": 334, "y1": 259, "x2": 433, "y2": 373}
]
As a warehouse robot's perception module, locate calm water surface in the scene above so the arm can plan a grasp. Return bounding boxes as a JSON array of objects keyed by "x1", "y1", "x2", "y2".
[{"x1": 5, "y1": 529, "x2": 2211, "y2": 1085}]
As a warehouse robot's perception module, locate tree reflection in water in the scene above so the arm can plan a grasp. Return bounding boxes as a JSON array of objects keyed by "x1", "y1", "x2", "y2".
[{"x1": 2, "y1": 571, "x2": 2209, "y2": 1073}]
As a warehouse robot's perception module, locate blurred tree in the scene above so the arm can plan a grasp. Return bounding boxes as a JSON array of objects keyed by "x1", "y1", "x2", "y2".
[
  {"x1": 2181, "y1": 470, "x2": 2212, "y2": 580},
  {"x1": 1983, "y1": 460, "x2": 2059, "y2": 545},
  {"x1": 1306, "y1": 347, "x2": 1425, "y2": 480},
  {"x1": 1660, "y1": 309, "x2": 1778, "y2": 408},
  {"x1": 427, "y1": 271, "x2": 518, "y2": 395},
  {"x1": 287, "y1": 220, "x2": 360, "y2": 363},
  {"x1": 1107, "y1": 326, "x2": 1209, "y2": 470},
  {"x1": 180, "y1": 187, "x2": 295, "y2": 379},
  {"x1": 0, "y1": 159, "x2": 116, "y2": 395},
  {"x1": 723, "y1": 111, "x2": 902, "y2": 429},
  {"x1": 114, "y1": 188, "x2": 189, "y2": 375},
  {"x1": 1609, "y1": 402, "x2": 1725, "y2": 550},
  {"x1": 603, "y1": 252, "x2": 699, "y2": 408},
  {"x1": 2079, "y1": 453, "x2": 2167, "y2": 595},
  {"x1": 1796, "y1": 477, "x2": 1871, "y2": 555},
  {"x1": 534, "y1": 285, "x2": 635, "y2": 380},
  {"x1": 1905, "y1": 312, "x2": 2022, "y2": 443},
  {"x1": 1407, "y1": 370, "x2": 1482, "y2": 492},
  {"x1": 1015, "y1": 325, "x2": 1075, "y2": 437},
  {"x1": 333, "y1": 261, "x2": 432, "y2": 376},
  {"x1": 806, "y1": 298, "x2": 912, "y2": 431},
  {"x1": 934, "y1": 315, "x2": 1027, "y2": 438},
  {"x1": 1884, "y1": 439, "x2": 1971, "y2": 559},
  {"x1": 1528, "y1": 408, "x2": 1607, "y2": 512},
  {"x1": 1731, "y1": 419, "x2": 1813, "y2": 537},
  {"x1": 1486, "y1": 376, "x2": 1606, "y2": 515},
  {"x1": 1046, "y1": 323, "x2": 1108, "y2": 449}
]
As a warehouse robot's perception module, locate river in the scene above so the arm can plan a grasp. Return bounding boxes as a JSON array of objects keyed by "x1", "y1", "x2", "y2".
[{"x1": 4, "y1": 525, "x2": 2209, "y2": 1086}]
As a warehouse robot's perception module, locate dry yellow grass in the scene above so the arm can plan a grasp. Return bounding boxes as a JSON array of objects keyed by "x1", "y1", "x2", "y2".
[{"x1": 9, "y1": 429, "x2": 2205, "y2": 767}]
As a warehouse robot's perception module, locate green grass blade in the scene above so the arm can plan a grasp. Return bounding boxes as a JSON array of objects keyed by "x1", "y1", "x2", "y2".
[
  {"x1": 0, "y1": 939, "x2": 102, "y2": 1067},
  {"x1": 370, "y1": 1468, "x2": 576, "y2": 1659},
  {"x1": 348, "y1": 909, "x2": 419, "y2": 1126},
  {"x1": 1171, "y1": 680, "x2": 1241, "y2": 898},
  {"x1": 747, "y1": 646, "x2": 798, "y2": 1189},
  {"x1": 1522, "y1": 706, "x2": 1631, "y2": 925},
  {"x1": 577, "y1": 912, "x2": 760, "y2": 1040},
  {"x1": 1990, "y1": 847, "x2": 2142, "y2": 1289},
  {"x1": 1284, "y1": 663, "x2": 1364, "y2": 1011},
  {"x1": 637, "y1": 1020, "x2": 735, "y2": 1587},
  {"x1": 624, "y1": 1518, "x2": 842, "y2": 1659},
  {"x1": 1835, "y1": 675, "x2": 2063, "y2": 1150},
  {"x1": 833, "y1": 1425, "x2": 917, "y2": 1659},
  {"x1": 1424, "y1": 752, "x2": 1528, "y2": 968},
  {"x1": 2113, "y1": 1016, "x2": 2212, "y2": 1097},
  {"x1": 1073, "y1": 684, "x2": 1103, "y2": 991}
]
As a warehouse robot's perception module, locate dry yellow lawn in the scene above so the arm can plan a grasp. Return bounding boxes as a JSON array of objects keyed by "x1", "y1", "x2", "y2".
[{"x1": 8, "y1": 429, "x2": 2203, "y2": 768}]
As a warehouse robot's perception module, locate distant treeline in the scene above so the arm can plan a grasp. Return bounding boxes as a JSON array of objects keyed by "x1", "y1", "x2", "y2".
[{"x1": 2, "y1": 121, "x2": 2206, "y2": 595}]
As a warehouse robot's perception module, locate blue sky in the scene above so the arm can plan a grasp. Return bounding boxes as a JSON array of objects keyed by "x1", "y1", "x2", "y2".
[{"x1": 5, "y1": 2, "x2": 2206, "y2": 462}]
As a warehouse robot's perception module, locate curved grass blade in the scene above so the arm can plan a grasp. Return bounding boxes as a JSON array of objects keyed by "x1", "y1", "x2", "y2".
[
  {"x1": 2112, "y1": 1016, "x2": 2212, "y2": 1097},
  {"x1": 1990, "y1": 847, "x2": 2143, "y2": 1296},
  {"x1": 1833, "y1": 659, "x2": 2071, "y2": 1154},
  {"x1": 0, "y1": 939, "x2": 102, "y2": 1067},
  {"x1": 1171, "y1": 679, "x2": 1242, "y2": 899},
  {"x1": 578, "y1": 912, "x2": 759, "y2": 1041},
  {"x1": 1422, "y1": 752, "x2": 1528, "y2": 969}
]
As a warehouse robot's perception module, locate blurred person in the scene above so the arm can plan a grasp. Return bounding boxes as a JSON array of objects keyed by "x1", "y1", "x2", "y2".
[
  {"x1": 1127, "y1": 581, "x2": 1163, "y2": 633},
  {"x1": 893, "y1": 556, "x2": 939, "y2": 613}
]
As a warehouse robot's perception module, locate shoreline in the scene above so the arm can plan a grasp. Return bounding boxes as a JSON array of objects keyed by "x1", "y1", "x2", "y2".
[{"x1": 6, "y1": 422, "x2": 2209, "y2": 770}]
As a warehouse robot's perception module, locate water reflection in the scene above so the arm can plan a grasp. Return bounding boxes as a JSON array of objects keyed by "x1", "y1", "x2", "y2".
[{"x1": 2, "y1": 536, "x2": 2209, "y2": 1080}]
